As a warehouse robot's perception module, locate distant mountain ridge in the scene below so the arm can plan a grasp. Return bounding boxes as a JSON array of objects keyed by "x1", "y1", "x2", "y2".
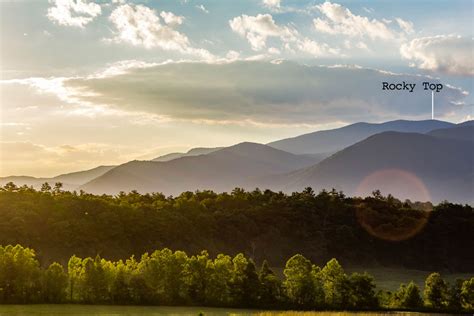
[
  {"x1": 2, "y1": 119, "x2": 472, "y2": 203},
  {"x1": 267, "y1": 130, "x2": 473, "y2": 203},
  {"x1": 152, "y1": 147, "x2": 223, "y2": 162},
  {"x1": 0, "y1": 165, "x2": 115, "y2": 190},
  {"x1": 267, "y1": 119, "x2": 455, "y2": 154},
  {"x1": 79, "y1": 142, "x2": 323, "y2": 195},
  {"x1": 427, "y1": 124, "x2": 474, "y2": 142}
]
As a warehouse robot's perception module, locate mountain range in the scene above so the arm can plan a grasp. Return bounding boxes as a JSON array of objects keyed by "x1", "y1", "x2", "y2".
[
  {"x1": 80, "y1": 142, "x2": 321, "y2": 195},
  {"x1": 267, "y1": 126, "x2": 473, "y2": 203},
  {"x1": 0, "y1": 165, "x2": 115, "y2": 191},
  {"x1": 152, "y1": 147, "x2": 223, "y2": 162},
  {"x1": 2, "y1": 120, "x2": 472, "y2": 203},
  {"x1": 267, "y1": 119, "x2": 454, "y2": 154}
]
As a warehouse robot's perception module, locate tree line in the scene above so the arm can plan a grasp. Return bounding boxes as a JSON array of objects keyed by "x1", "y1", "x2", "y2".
[
  {"x1": 0, "y1": 183, "x2": 472, "y2": 272},
  {"x1": 0, "y1": 244, "x2": 472, "y2": 312}
]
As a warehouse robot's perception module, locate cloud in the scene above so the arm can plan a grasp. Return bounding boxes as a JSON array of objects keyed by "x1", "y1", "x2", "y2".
[
  {"x1": 58, "y1": 61, "x2": 468, "y2": 126},
  {"x1": 195, "y1": 4, "x2": 209, "y2": 14},
  {"x1": 160, "y1": 11, "x2": 184, "y2": 26},
  {"x1": 362, "y1": 7, "x2": 374, "y2": 14},
  {"x1": 395, "y1": 18, "x2": 414, "y2": 34},
  {"x1": 107, "y1": 4, "x2": 213, "y2": 59},
  {"x1": 229, "y1": 14, "x2": 295, "y2": 51},
  {"x1": 262, "y1": 0, "x2": 281, "y2": 10},
  {"x1": 47, "y1": 0, "x2": 101, "y2": 28},
  {"x1": 400, "y1": 35, "x2": 473, "y2": 76},
  {"x1": 229, "y1": 14, "x2": 339, "y2": 56},
  {"x1": 313, "y1": 1, "x2": 410, "y2": 40}
]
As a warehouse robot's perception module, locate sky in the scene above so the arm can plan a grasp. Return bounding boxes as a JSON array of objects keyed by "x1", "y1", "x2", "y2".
[{"x1": 0, "y1": 0, "x2": 473, "y2": 177}]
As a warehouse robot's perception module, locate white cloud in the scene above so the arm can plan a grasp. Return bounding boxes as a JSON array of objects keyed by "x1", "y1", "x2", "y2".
[
  {"x1": 195, "y1": 4, "x2": 209, "y2": 14},
  {"x1": 59, "y1": 61, "x2": 468, "y2": 126},
  {"x1": 89, "y1": 60, "x2": 159, "y2": 79},
  {"x1": 229, "y1": 13, "x2": 339, "y2": 57},
  {"x1": 400, "y1": 35, "x2": 473, "y2": 76},
  {"x1": 160, "y1": 11, "x2": 184, "y2": 26},
  {"x1": 356, "y1": 41, "x2": 369, "y2": 51},
  {"x1": 296, "y1": 38, "x2": 340, "y2": 56},
  {"x1": 108, "y1": 4, "x2": 213, "y2": 59},
  {"x1": 362, "y1": 7, "x2": 374, "y2": 14},
  {"x1": 313, "y1": 1, "x2": 411, "y2": 40},
  {"x1": 47, "y1": 0, "x2": 101, "y2": 28},
  {"x1": 225, "y1": 50, "x2": 240, "y2": 60},
  {"x1": 262, "y1": 0, "x2": 281, "y2": 10},
  {"x1": 268, "y1": 47, "x2": 281, "y2": 55},
  {"x1": 396, "y1": 18, "x2": 414, "y2": 34},
  {"x1": 229, "y1": 14, "x2": 295, "y2": 51}
]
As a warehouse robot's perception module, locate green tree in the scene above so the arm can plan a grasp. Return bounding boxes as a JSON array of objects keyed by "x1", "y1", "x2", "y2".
[
  {"x1": 40, "y1": 182, "x2": 51, "y2": 193},
  {"x1": 423, "y1": 272, "x2": 447, "y2": 309},
  {"x1": 53, "y1": 182, "x2": 63, "y2": 194},
  {"x1": 138, "y1": 249, "x2": 188, "y2": 304},
  {"x1": 111, "y1": 262, "x2": 130, "y2": 304},
  {"x1": 0, "y1": 245, "x2": 41, "y2": 303},
  {"x1": 229, "y1": 253, "x2": 249, "y2": 304},
  {"x1": 393, "y1": 282, "x2": 423, "y2": 309},
  {"x1": 283, "y1": 254, "x2": 315, "y2": 307},
  {"x1": 259, "y1": 260, "x2": 281, "y2": 306},
  {"x1": 310, "y1": 265, "x2": 325, "y2": 308},
  {"x1": 42, "y1": 262, "x2": 68, "y2": 303},
  {"x1": 348, "y1": 272, "x2": 378, "y2": 309},
  {"x1": 82, "y1": 256, "x2": 109, "y2": 303},
  {"x1": 206, "y1": 254, "x2": 232, "y2": 305},
  {"x1": 128, "y1": 274, "x2": 152, "y2": 304},
  {"x1": 447, "y1": 278, "x2": 464, "y2": 311},
  {"x1": 2, "y1": 182, "x2": 18, "y2": 192},
  {"x1": 461, "y1": 277, "x2": 474, "y2": 311},
  {"x1": 183, "y1": 251, "x2": 211, "y2": 304},
  {"x1": 240, "y1": 259, "x2": 261, "y2": 307},
  {"x1": 67, "y1": 255, "x2": 83, "y2": 301},
  {"x1": 320, "y1": 258, "x2": 349, "y2": 308}
]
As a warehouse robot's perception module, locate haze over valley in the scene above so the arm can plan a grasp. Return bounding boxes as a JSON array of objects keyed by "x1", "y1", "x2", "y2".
[{"x1": 3, "y1": 119, "x2": 472, "y2": 204}]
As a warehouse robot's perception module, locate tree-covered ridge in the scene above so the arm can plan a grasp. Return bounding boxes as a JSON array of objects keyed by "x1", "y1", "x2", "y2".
[
  {"x1": 0, "y1": 183, "x2": 473, "y2": 271},
  {"x1": 0, "y1": 244, "x2": 473, "y2": 312}
]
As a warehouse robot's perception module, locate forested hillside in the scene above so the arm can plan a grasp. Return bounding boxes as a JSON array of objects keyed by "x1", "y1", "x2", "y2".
[{"x1": 0, "y1": 183, "x2": 472, "y2": 272}]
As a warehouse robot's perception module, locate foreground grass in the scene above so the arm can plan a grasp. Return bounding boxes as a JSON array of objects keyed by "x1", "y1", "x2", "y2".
[
  {"x1": 0, "y1": 305, "x2": 449, "y2": 316},
  {"x1": 257, "y1": 313, "x2": 408, "y2": 316}
]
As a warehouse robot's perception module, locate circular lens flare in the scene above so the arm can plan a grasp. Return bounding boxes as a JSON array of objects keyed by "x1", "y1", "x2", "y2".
[
  {"x1": 356, "y1": 169, "x2": 431, "y2": 202},
  {"x1": 355, "y1": 169, "x2": 431, "y2": 241}
]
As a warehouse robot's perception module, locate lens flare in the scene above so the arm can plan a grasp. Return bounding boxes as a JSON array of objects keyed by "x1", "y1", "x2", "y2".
[
  {"x1": 355, "y1": 169, "x2": 431, "y2": 241},
  {"x1": 355, "y1": 169, "x2": 431, "y2": 202}
]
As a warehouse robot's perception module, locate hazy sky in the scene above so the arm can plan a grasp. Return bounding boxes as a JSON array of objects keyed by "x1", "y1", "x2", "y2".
[{"x1": 0, "y1": 0, "x2": 473, "y2": 177}]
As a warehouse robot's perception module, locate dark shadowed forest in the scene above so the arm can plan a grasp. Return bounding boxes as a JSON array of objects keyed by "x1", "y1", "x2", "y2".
[{"x1": 0, "y1": 183, "x2": 472, "y2": 271}]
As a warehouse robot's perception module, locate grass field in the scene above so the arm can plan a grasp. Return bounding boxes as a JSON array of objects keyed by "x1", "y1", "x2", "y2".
[
  {"x1": 346, "y1": 267, "x2": 473, "y2": 291},
  {"x1": 0, "y1": 305, "x2": 445, "y2": 316}
]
